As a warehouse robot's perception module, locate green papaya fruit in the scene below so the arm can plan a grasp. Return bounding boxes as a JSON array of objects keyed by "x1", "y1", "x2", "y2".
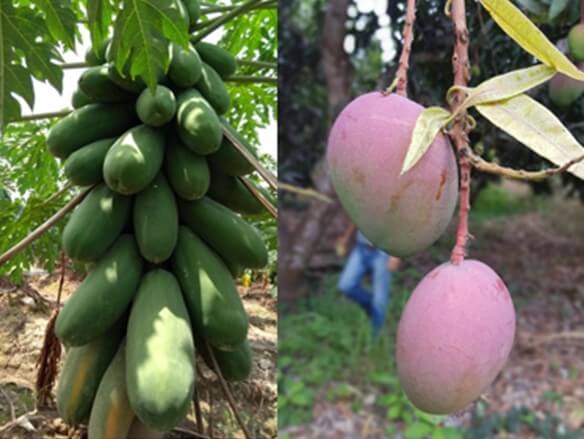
[
  {"x1": 164, "y1": 136, "x2": 210, "y2": 200},
  {"x1": 172, "y1": 226, "x2": 248, "y2": 349},
  {"x1": 103, "y1": 125, "x2": 165, "y2": 195},
  {"x1": 208, "y1": 171, "x2": 265, "y2": 216},
  {"x1": 196, "y1": 335, "x2": 253, "y2": 382},
  {"x1": 178, "y1": 196, "x2": 268, "y2": 269},
  {"x1": 195, "y1": 42, "x2": 238, "y2": 78},
  {"x1": 85, "y1": 39, "x2": 110, "y2": 66},
  {"x1": 56, "y1": 235, "x2": 143, "y2": 346},
  {"x1": 168, "y1": 43, "x2": 203, "y2": 88},
  {"x1": 126, "y1": 270, "x2": 195, "y2": 430},
  {"x1": 62, "y1": 183, "x2": 131, "y2": 262},
  {"x1": 47, "y1": 104, "x2": 138, "y2": 158},
  {"x1": 72, "y1": 88, "x2": 93, "y2": 109},
  {"x1": 63, "y1": 138, "x2": 115, "y2": 187},
  {"x1": 181, "y1": 0, "x2": 201, "y2": 27},
  {"x1": 107, "y1": 64, "x2": 147, "y2": 94},
  {"x1": 79, "y1": 65, "x2": 136, "y2": 103},
  {"x1": 87, "y1": 342, "x2": 135, "y2": 439},
  {"x1": 176, "y1": 88, "x2": 223, "y2": 154},
  {"x1": 56, "y1": 320, "x2": 125, "y2": 425},
  {"x1": 196, "y1": 63, "x2": 231, "y2": 115},
  {"x1": 207, "y1": 118, "x2": 258, "y2": 176},
  {"x1": 133, "y1": 173, "x2": 178, "y2": 263},
  {"x1": 136, "y1": 85, "x2": 177, "y2": 127}
]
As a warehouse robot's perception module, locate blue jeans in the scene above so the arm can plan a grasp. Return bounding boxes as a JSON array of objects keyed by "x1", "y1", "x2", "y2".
[{"x1": 337, "y1": 243, "x2": 392, "y2": 337}]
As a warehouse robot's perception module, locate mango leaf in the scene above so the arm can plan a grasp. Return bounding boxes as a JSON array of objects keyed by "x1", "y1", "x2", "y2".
[
  {"x1": 460, "y1": 64, "x2": 555, "y2": 108},
  {"x1": 110, "y1": 0, "x2": 190, "y2": 90},
  {"x1": 476, "y1": 94, "x2": 584, "y2": 180},
  {"x1": 87, "y1": 0, "x2": 113, "y2": 51},
  {"x1": 480, "y1": 0, "x2": 584, "y2": 81},
  {"x1": 0, "y1": 0, "x2": 63, "y2": 133},
  {"x1": 516, "y1": 0, "x2": 547, "y2": 16},
  {"x1": 37, "y1": 0, "x2": 77, "y2": 49},
  {"x1": 401, "y1": 107, "x2": 452, "y2": 175},
  {"x1": 548, "y1": 0, "x2": 570, "y2": 21}
]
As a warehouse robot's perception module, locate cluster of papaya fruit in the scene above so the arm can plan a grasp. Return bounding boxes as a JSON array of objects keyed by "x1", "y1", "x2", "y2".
[
  {"x1": 46, "y1": 2, "x2": 270, "y2": 437},
  {"x1": 549, "y1": 23, "x2": 584, "y2": 107}
]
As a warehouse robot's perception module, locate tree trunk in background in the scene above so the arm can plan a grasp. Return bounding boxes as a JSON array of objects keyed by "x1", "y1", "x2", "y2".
[{"x1": 279, "y1": 0, "x2": 353, "y2": 301}]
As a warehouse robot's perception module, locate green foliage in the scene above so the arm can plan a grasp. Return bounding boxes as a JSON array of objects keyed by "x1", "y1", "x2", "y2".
[
  {"x1": 0, "y1": 119, "x2": 71, "y2": 283},
  {"x1": 471, "y1": 182, "x2": 538, "y2": 221},
  {"x1": 221, "y1": 6, "x2": 277, "y2": 146},
  {"x1": 0, "y1": 0, "x2": 64, "y2": 129},
  {"x1": 466, "y1": 403, "x2": 580, "y2": 438},
  {"x1": 278, "y1": 272, "x2": 419, "y2": 428},
  {"x1": 36, "y1": 0, "x2": 78, "y2": 49},
  {"x1": 86, "y1": 0, "x2": 114, "y2": 52},
  {"x1": 109, "y1": 0, "x2": 190, "y2": 90}
]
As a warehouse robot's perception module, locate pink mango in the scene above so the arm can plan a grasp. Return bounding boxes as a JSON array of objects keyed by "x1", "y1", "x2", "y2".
[
  {"x1": 326, "y1": 92, "x2": 458, "y2": 256},
  {"x1": 396, "y1": 259, "x2": 516, "y2": 414}
]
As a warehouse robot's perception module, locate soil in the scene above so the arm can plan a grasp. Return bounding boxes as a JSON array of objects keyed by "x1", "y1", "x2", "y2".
[{"x1": 0, "y1": 272, "x2": 277, "y2": 439}]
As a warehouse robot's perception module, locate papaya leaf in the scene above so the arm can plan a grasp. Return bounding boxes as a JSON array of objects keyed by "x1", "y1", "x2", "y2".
[
  {"x1": 0, "y1": 0, "x2": 63, "y2": 133},
  {"x1": 400, "y1": 107, "x2": 452, "y2": 175},
  {"x1": 87, "y1": 0, "x2": 113, "y2": 52},
  {"x1": 548, "y1": 0, "x2": 570, "y2": 21},
  {"x1": 220, "y1": 6, "x2": 277, "y2": 146},
  {"x1": 476, "y1": 94, "x2": 584, "y2": 180},
  {"x1": 110, "y1": 0, "x2": 190, "y2": 90},
  {"x1": 37, "y1": 0, "x2": 77, "y2": 49},
  {"x1": 459, "y1": 64, "x2": 555, "y2": 108},
  {"x1": 480, "y1": 0, "x2": 584, "y2": 81}
]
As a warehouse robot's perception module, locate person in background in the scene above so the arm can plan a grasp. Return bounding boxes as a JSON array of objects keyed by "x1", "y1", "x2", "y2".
[{"x1": 336, "y1": 224, "x2": 401, "y2": 337}]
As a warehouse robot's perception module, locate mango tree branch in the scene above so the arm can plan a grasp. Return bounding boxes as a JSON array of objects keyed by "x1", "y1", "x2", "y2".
[
  {"x1": 449, "y1": 0, "x2": 472, "y2": 265},
  {"x1": 469, "y1": 150, "x2": 584, "y2": 181},
  {"x1": 0, "y1": 188, "x2": 90, "y2": 267},
  {"x1": 277, "y1": 182, "x2": 334, "y2": 203},
  {"x1": 394, "y1": 0, "x2": 416, "y2": 96}
]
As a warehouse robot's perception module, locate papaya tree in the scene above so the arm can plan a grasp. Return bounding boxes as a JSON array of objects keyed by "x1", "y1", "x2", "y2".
[{"x1": 0, "y1": 1, "x2": 276, "y2": 437}]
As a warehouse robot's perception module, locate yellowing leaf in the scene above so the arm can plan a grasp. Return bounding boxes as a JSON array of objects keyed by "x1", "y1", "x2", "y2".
[
  {"x1": 462, "y1": 64, "x2": 555, "y2": 108},
  {"x1": 401, "y1": 107, "x2": 452, "y2": 175},
  {"x1": 480, "y1": 0, "x2": 584, "y2": 81},
  {"x1": 476, "y1": 94, "x2": 584, "y2": 180}
]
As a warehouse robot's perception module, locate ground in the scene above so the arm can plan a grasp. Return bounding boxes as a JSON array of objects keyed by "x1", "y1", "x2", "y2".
[
  {"x1": 279, "y1": 182, "x2": 584, "y2": 438},
  {"x1": 0, "y1": 272, "x2": 277, "y2": 439}
]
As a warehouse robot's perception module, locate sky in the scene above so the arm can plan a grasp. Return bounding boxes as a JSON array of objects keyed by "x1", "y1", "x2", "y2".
[{"x1": 21, "y1": 27, "x2": 277, "y2": 158}]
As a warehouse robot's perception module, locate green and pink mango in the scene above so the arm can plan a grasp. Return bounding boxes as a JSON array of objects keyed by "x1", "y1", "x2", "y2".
[
  {"x1": 396, "y1": 259, "x2": 516, "y2": 414},
  {"x1": 326, "y1": 92, "x2": 458, "y2": 256},
  {"x1": 568, "y1": 24, "x2": 584, "y2": 62},
  {"x1": 548, "y1": 69, "x2": 584, "y2": 108}
]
